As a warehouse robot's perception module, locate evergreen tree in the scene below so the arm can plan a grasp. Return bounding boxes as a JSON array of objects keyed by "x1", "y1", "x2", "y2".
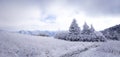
[
  {"x1": 69, "y1": 19, "x2": 81, "y2": 35},
  {"x1": 90, "y1": 24, "x2": 95, "y2": 33},
  {"x1": 67, "y1": 19, "x2": 81, "y2": 41},
  {"x1": 54, "y1": 19, "x2": 106, "y2": 42},
  {"x1": 112, "y1": 31, "x2": 119, "y2": 40},
  {"x1": 82, "y1": 22, "x2": 90, "y2": 34}
]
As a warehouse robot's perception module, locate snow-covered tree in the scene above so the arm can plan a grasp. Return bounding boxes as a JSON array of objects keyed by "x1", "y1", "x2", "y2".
[
  {"x1": 80, "y1": 32, "x2": 106, "y2": 42},
  {"x1": 112, "y1": 31, "x2": 119, "y2": 40},
  {"x1": 69, "y1": 19, "x2": 81, "y2": 35},
  {"x1": 103, "y1": 31, "x2": 119, "y2": 40},
  {"x1": 54, "y1": 31, "x2": 69, "y2": 40},
  {"x1": 81, "y1": 23, "x2": 106, "y2": 42},
  {"x1": 83, "y1": 22, "x2": 89, "y2": 30},
  {"x1": 93, "y1": 31, "x2": 106, "y2": 42},
  {"x1": 82, "y1": 22, "x2": 90, "y2": 34},
  {"x1": 54, "y1": 19, "x2": 106, "y2": 42},
  {"x1": 90, "y1": 24, "x2": 95, "y2": 33},
  {"x1": 66, "y1": 19, "x2": 81, "y2": 41}
]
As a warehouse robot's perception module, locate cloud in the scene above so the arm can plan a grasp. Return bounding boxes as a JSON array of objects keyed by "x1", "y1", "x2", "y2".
[
  {"x1": 0, "y1": 0, "x2": 120, "y2": 31},
  {"x1": 67, "y1": 0, "x2": 120, "y2": 16},
  {"x1": 40, "y1": 14, "x2": 56, "y2": 23}
]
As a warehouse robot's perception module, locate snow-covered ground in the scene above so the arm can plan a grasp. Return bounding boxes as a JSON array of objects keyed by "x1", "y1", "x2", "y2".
[{"x1": 0, "y1": 31, "x2": 120, "y2": 57}]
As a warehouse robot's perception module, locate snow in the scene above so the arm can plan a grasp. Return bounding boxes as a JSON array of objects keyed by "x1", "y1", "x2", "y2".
[
  {"x1": 0, "y1": 31, "x2": 120, "y2": 57},
  {"x1": 74, "y1": 41, "x2": 120, "y2": 57}
]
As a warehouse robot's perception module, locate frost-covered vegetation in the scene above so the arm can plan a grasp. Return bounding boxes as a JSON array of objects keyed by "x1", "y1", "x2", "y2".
[
  {"x1": 55, "y1": 19, "x2": 106, "y2": 42},
  {"x1": 102, "y1": 24, "x2": 120, "y2": 40},
  {"x1": 0, "y1": 31, "x2": 120, "y2": 57}
]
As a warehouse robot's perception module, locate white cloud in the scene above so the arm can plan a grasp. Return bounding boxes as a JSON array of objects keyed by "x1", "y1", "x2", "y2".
[{"x1": 0, "y1": 0, "x2": 120, "y2": 31}]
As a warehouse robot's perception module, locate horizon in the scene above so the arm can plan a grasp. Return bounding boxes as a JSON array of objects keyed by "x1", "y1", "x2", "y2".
[{"x1": 0, "y1": 0, "x2": 120, "y2": 31}]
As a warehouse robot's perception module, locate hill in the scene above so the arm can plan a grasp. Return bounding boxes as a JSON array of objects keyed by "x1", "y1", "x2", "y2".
[
  {"x1": 102, "y1": 24, "x2": 120, "y2": 40},
  {"x1": 0, "y1": 31, "x2": 120, "y2": 57}
]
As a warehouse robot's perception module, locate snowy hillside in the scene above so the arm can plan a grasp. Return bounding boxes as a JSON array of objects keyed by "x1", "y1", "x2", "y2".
[
  {"x1": 102, "y1": 24, "x2": 120, "y2": 40},
  {"x1": 0, "y1": 31, "x2": 120, "y2": 57}
]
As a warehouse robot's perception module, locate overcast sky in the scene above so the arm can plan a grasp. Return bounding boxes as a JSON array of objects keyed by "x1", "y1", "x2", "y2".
[{"x1": 0, "y1": 0, "x2": 120, "y2": 31}]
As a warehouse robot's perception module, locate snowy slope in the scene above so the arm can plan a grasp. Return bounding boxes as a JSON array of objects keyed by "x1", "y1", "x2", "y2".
[
  {"x1": 0, "y1": 31, "x2": 120, "y2": 57},
  {"x1": 74, "y1": 41, "x2": 120, "y2": 57}
]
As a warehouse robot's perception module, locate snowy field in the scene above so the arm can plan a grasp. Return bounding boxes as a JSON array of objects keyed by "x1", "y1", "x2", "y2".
[{"x1": 0, "y1": 31, "x2": 120, "y2": 57}]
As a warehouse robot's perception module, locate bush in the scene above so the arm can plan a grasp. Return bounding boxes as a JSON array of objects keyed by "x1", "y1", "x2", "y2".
[{"x1": 54, "y1": 31, "x2": 69, "y2": 40}]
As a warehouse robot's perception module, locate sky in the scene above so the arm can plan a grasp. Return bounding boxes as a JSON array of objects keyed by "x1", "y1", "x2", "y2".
[{"x1": 0, "y1": 0, "x2": 120, "y2": 31}]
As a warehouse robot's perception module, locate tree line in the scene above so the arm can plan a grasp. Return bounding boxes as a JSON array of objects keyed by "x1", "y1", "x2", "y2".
[{"x1": 55, "y1": 19, "x2": 106, "y2": 42}]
